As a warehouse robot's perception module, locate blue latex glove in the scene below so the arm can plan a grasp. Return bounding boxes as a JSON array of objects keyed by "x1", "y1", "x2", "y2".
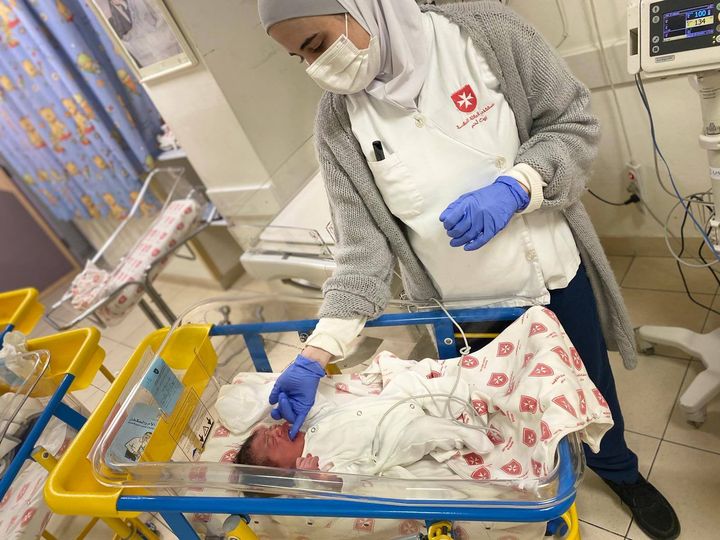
[
  {"x1": 439, "y1": 176, "x2": 530, "y2": 251},
  {"x1": 269, "y1": 354, "x2": 326, "y2": 440}
]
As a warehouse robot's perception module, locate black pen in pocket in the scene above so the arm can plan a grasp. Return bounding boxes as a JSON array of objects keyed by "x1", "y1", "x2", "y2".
[{"x1": 372, "y1": 140, "x2": 385, "y2": 162}]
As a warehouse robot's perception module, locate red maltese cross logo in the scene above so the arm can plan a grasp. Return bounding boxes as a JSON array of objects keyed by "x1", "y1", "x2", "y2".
[
  {"x1": 463, "y1": 452, "x2": 485, "y2": 466},
  {"x1": 529, "y1": 363, "x2": 554, "y2": 377},
  {"x1": 471, "y1": 466, "x2": 491, "y2": 480},
  {"x1": 461, "y1": 355, "x2": 480, "y2": 369},
  {"x1": 501, "y1": 459, "x2": 522, "y2": 476},
  {"x1": 487, "y1": 428, "x2": 505, "y2": 446},
  {"x1": 552, "y1": 346, "x2": 572, "y2": 368},
  {"x1": 488, "y1": 372, "x2": 509, "y2": 387},
  {"x1": 472, "y1": 399, "x2": 489, "y2": 415},
  {"x1": 497, "y1": 342, "x2": 515, "y2": 357},
  {"x1": 570, "y1": 347, "x2": 583, "y2": 371},
  {"x1": 519, "y1": 395, "x2": 538, "y2": 413},
  {"x1": 523, "y1": 428, "x2": 537, "y2": 447},
  {"x1": 593, "y1": 388, "x2": 609, "y2": 408},
  {"x1": 553, "y1": 395, "x2": 578, "y2": 417},
  {"x1": 541, "y1": 421, "x2": 552, "y2": 441},
  {"x1": 451, "y1": 84, "x2": 478, "y2": 113},
  {"x1": 577, "y1": 389, "x2": 587, "y2": 415},
  {"x1": 529, "y1": 323, "x2": 548, "y2": 336}
]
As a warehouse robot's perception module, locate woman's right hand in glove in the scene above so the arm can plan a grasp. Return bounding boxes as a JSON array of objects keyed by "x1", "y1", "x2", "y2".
[{"x1": 269, "y1": 349, "x2": 330, "y2": 440}]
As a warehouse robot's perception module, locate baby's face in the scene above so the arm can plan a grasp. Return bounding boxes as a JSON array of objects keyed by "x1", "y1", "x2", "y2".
[{"x1": 249, "y1": 423, "x2": 305, "y2": 469}]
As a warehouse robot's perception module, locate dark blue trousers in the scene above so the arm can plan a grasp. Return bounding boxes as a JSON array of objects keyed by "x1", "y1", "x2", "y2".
[{"x1": 547, "y1": 264, "x2": 639, "y2": 483}]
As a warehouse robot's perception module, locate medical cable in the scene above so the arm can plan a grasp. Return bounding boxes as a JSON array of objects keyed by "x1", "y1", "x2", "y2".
[
  {"x1": 635, "y1": 74, "x2": 697, "y2": 199},
  {"x1": 588, "y1": 190, "x2": 639, "y2": 207},
  {"x1": 430, "y1": 298, "x2": 471, "y2": 356},
  {"x1": 584, "y1": 1, "x2": 687, "y2": 228},
  {"x1": 673, "y1": 198, "x2": 720, "y2": 316},
  {"x1": 640, "y1": 198, "x2": 676, "y2": 236},
  {"x1": 663, "y1": 198, "x2": 718, "y2": 268},
  {"x1": 635, "y1": 75, "x2": 716, "y2": 248},
  {"x1": 430, "y1": 298, "x2": 471, "y2": 422},
  {"x1": 698, "y1": 234, "x2": 720, "y2": 287},
  {"x1": 369, "y1": 391, "x2": 501, "y2": 461},
  {"x1": 666, "y1": 193, "x2": 720, "y2": 314},
  {"x1": 554, "y1": 0, "x2": 569, "y2": 49},
  {"x1": 368, "y1": 302, "x2": 503, "y2": 461},
  {"x1": 635, "y1": 73, "x2": 720, "y2": 263}
]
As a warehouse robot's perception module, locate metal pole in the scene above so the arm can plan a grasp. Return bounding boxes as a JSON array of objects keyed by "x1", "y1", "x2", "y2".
[
  {"x1": 0, "y1": 374, "x2": 74, "y2": 497},
  {"x1": 138, "y1": 298, "x2": 164, "y2": 329},
  {"x1": 695, "y1": 70, "x2": 720, "y2": 253}
]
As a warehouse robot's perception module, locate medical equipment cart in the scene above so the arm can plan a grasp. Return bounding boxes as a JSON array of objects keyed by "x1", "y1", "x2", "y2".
[{"x1": 46, "y1": 295, "x2": 583, "y2": 540}]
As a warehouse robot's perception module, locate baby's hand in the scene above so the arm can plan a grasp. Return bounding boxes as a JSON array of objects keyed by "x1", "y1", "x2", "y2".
[
  {"x1": 296, "y1": 454, "x2": 340, "y2": 487},
  {"x1": 296, "y1": 454, "x2": 320, "y2": 471}
]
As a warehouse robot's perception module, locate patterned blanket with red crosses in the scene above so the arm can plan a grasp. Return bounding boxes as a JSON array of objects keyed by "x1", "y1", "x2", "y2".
[
  {"x1": 0, "y1": 417, "x2": 76, "y2": 538},
  {"x1": 214, "y1": 306, "x2": 613, "y2": 484},
  {"x1": 361, "y1": 305, "x2": 614, "y2": 482},
  {"x1": 68, "y1": 199, "x2": 200, "y2": 326}
]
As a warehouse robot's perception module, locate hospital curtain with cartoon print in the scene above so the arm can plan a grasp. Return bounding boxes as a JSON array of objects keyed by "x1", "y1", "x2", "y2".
[{"x1": 0, "y1": 0, "x2": 161, "y2": 221}]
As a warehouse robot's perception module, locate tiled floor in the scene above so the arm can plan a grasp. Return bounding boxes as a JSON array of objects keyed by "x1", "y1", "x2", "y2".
[{"x1": 25, "y1": 255, "x2": 720, "y2": 539}]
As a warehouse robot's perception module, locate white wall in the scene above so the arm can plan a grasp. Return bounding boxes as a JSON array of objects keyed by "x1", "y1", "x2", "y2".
[
  {"x1": 169, "y1": 0, "x2": 322, "y2": 182},
  {"x1": 142, "y1": 0, "x2": 321, "y2": 230},
  {"x1": 143, "y1": 65, "x2": 268, "y2": 191},
  {"x1": 507, "y1": 0, "x2": 711, "y2": 239},
  {"x1": 146, "y1": 0, "x2": 710, "y2": 242}
]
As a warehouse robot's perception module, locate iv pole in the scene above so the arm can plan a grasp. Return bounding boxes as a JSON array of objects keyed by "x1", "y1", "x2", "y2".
[{"x1": 637, "y1": 71, "x2": 720, "y2": 428}]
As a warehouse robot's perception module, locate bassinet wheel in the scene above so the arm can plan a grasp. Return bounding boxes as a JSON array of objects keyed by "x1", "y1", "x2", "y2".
[
  {"x1": 223, "y1": 515, "x2": 258, "y2": 540},
  {"x1": 144, "y1": 521, "x2": 159, "y2": 535},
  {"x1": 634, "y1": 328, "x2": 655, "y2": 355},
  {"x1": 685, "y1": 406, "x2": 707, "y2": 428},
  {"x1": 546, "y1": 517, "x2": 569, "y2": 537}
]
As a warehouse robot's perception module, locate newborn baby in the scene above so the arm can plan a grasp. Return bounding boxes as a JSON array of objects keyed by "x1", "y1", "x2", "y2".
[
  {"x1": 235, "y1": 422, "x2": 308, "y2": 469},
  {"x1": 234, "y1": 371, "x2": 494, "y2": 476},
  {"x1": 225, "y1": 306, "x2": 614, "y2": 482}
]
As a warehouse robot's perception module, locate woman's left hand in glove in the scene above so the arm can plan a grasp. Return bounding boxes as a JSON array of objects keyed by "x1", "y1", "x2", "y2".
[{"x1": 439, "y1": 176, "x2": 530, "y2": 251}]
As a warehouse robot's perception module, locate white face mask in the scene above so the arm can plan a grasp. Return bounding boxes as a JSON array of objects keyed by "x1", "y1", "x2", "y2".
[{"x1": 305, "y1": 14, "x2": 381, "y2": 95}]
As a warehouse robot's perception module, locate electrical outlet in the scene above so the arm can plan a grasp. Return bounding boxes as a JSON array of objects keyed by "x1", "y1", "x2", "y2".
[{"x1": 625, "y1": 162, "x2": 644, "y2": 209}]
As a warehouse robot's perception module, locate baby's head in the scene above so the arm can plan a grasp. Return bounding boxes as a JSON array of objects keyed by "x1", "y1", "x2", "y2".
[{"x1": 234, "y1": 423, "x2": 305, "y2": 469}]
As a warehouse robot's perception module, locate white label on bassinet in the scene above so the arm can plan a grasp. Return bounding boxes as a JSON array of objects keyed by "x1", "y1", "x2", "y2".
[
  {"x1": 169, "y1": 389, "x2": 215, "y2": 462},
  {"x1": 141, "y1": 357, "x2": 183, "y2": 415},
  {"x1": 107, "y1": 403, "x2": 159, "y2": 466}
]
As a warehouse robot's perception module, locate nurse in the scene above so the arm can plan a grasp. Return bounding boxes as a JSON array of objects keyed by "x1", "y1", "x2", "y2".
[{"x1": 257, "y1": 1, "x2": 679, "y2": 538}]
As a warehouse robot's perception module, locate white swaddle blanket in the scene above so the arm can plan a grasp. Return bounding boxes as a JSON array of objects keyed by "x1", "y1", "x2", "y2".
[{"x1": 216, "y1": 306, "x2": 613, "y2": 481}]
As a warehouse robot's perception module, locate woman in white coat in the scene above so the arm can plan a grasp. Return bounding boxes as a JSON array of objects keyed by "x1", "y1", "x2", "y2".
[{"x1": 257, "y1": 1, "x2": 679, "y2": 538}]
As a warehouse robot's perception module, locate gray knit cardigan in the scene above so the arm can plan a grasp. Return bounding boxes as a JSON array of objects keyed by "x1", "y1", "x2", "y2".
[{"x1": 313, "y1": 1, "x2": 637, "y2": 369}]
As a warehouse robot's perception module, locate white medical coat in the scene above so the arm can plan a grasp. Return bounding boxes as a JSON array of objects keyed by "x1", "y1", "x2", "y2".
[{"x1": 346, "y1": 12, "x2": 581, "y2": 306}]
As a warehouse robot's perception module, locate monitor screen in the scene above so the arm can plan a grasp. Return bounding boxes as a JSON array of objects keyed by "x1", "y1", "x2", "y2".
[{"x1": 663, "y1": 4, "x2": 715, "y2": 42}]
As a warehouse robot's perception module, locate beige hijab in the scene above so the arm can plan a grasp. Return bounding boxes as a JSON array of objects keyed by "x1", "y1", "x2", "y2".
[{"x1": 258, "y1": 0, "x2": 429, "y2": 110}]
